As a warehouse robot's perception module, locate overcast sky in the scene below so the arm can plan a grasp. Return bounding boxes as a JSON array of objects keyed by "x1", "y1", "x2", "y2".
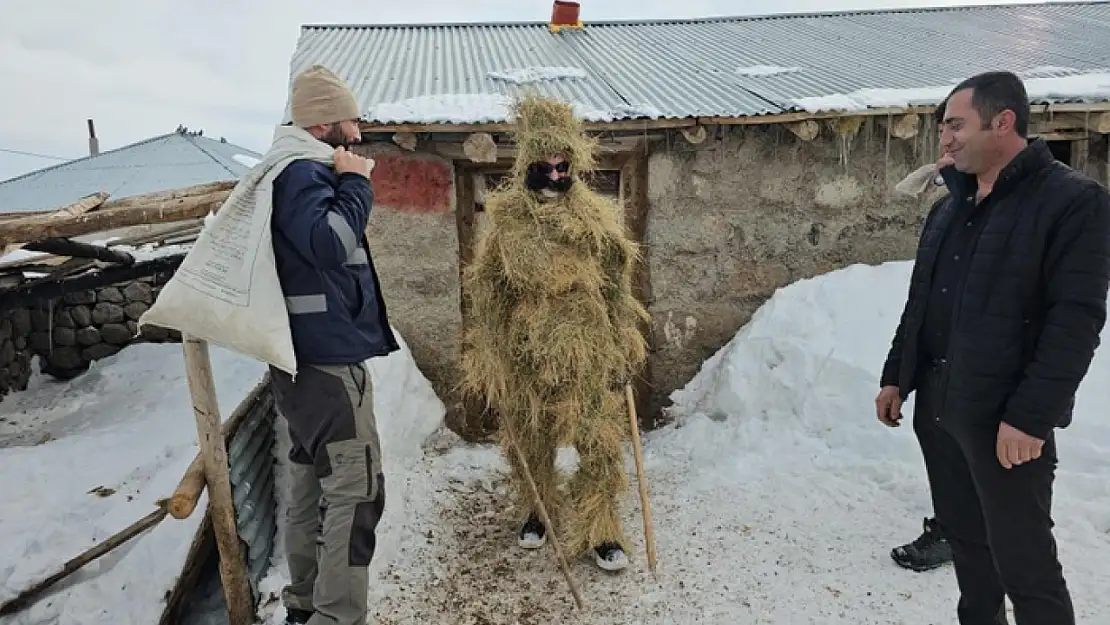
[{"x1": 0, "y1": 0, "x2": 1067, "y2": 181}]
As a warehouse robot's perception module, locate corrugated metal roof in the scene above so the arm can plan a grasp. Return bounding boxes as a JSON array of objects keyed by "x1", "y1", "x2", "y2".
[
  {"x1": 0, "y1": 132, "x2": 261, "y2": 214},
  {"x1": 286, "y1": 1, "x2": 1110, "y2": 125}
]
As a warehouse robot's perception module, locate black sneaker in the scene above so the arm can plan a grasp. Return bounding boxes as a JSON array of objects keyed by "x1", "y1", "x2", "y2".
[
  {"x1": 593, "y1": 542, "x2": 629, "y2": 572},
  {"x1": 518, "y1": 514, "x2": 546, "y2": 549},
  {"x1": 285, "y1": 608, "x2": 313, "y2": 624},
  {"x1": 891, "y1": 516, "x2": 953, "y2": 572}
]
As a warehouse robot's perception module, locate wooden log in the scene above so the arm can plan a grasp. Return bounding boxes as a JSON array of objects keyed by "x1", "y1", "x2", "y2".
[
  {"x1": 1, "y1": 192, "x2": 109, "y2": 257},
  {"x1": 0, "y1": 505, "x2": 168, "y2": 617},
  {"x1": 784, "y1": 119, "x2": 820, "y2": 141},
  {"x1": 681, "y1": 125, "x2": 708, "y2": 144},
  {"x1": 886, "y1": 113, "x2": 920, "y2": 139},
  {"x1": 463, "y1": 132, "x2": 498, "y2": 163},
  {"x1": 499, "y1": 416, "x2": 584, "y2": 609},
  {"x1": 625, "y1": 384, "x2": 658, "y2": 575},
  {"x1": 0, "y1": 182, "x2": 234, "y2": 246},
  {"x1": 392, "y1": 132, "x2": 417, "y2": 151},
  {"x1": 181, "y1": 337, "x2": 254, "y2": 625},
  {"x1": 23, "y1": 238, "x2": 136, "y2": 265},
  {"x1": 169, "y1": 375, "x2": 271, "y2": 520}
]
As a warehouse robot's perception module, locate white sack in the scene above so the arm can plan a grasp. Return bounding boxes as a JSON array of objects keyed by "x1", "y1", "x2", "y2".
[{"x1": 139, "y1": 125, "x2": 336, "y2": 375}]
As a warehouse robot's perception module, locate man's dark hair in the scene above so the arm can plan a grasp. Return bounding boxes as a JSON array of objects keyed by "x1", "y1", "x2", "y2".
[{"x1": 944, "y1": 71, "x2": 1030, "y2": 137}]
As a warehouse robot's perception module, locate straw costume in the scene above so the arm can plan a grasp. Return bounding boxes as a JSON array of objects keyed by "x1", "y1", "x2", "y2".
[{"x1": 459, "y1": 94, "x2": 650, "y2": 571}]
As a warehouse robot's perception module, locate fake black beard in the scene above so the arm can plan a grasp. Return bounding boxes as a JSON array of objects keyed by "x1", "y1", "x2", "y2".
[{"x1": 525, "y1": 171, "x2": 575, "y2": 193}]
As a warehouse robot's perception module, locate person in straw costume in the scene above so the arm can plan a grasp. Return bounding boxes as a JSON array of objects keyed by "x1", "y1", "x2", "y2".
[{"x1": 459, "y1": 93, "x2": 650, "y2": 572}]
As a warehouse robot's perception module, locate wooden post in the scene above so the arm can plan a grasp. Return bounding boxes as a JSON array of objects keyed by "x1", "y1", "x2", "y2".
[
  {"x1": 181, "y1": 337, "x2": 255, "y2": 625},
  {"x1": 619, "y1": 149, "x2": 656, "y2": 430}
]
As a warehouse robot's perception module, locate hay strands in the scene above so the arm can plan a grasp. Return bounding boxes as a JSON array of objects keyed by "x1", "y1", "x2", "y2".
[
  {"x1": 499, "y1": 415, "x2": 585, "y2": 609},
  {"x1": 0, "y1": 502, "x2": 170, "y2": 617},
  {"x1": 625, "y1": 383, "x2": 658, "y2": 576}
]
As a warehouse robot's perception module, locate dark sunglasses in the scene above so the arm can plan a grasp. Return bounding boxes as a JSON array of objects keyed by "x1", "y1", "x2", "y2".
[{"x1": 529, "y1": 161, "x2": 570, "y2": 175}]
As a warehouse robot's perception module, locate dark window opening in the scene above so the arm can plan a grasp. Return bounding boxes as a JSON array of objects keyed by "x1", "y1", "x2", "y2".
[{"x1": 1047, "y1": 140, "x2": 1072, "y2": 166}]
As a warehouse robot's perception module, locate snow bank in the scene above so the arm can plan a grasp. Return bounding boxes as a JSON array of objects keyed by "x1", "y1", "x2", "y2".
[
  {"x1": 0, "y1": 343, "x2": 267, "y2": 625},
  {"x1": 256, "y1": 329, "x2": 445, "y2": 624},
  {"x1": 735, "y1": 65, "x2": 803, "y2": 77},
  {"x1": 369, "y1": 93, "x2": 660, "y2": 124},
  {"x1": 792, "y1": 69, "x2": 1110, "y2": 112},
  {"x1": 655, "y1": 260, "x2": 1110, "y2": 620},
  {"x1": 487, "y1": 66, "x2": 587, "y2": 84}
]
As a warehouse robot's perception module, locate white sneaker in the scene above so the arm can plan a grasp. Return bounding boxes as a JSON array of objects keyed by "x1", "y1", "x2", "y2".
[
  {"x1": 593, "y1": 543, "x2": 629, "y2": 572},
  {"x1": 518, "y1": 516, "x2": 546, "y2": 549}
]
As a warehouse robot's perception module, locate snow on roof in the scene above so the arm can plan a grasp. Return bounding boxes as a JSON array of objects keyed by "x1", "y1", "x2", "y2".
[
  {"x1": 288, "y1": 2, "x2": 1110, "y2": 125},
  {"x1": 0, "y1": 132, "x2": 261, "y2": 214}
]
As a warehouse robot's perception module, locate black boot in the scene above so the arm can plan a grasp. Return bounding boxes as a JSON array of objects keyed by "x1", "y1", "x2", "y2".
[
  {"x1": 891, "y1": 516, "x2": 953, "y2": 572},
  {"x1": 285, "y1": 608, "x2": 313, "y2": 624}
]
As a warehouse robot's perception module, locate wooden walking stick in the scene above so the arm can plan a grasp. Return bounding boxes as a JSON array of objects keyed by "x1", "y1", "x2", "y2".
[
  {"x1": 624, "y1": 383, "x2": 658, "y2": 575},
  {"x1": 498, "y1": 417, "x2": 585, "y2": 609}
]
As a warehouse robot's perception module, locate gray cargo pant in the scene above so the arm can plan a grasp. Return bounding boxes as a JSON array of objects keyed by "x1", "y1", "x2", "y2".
[{"x1": 270, "y1": 363, "x2": 385, "y2": 625}]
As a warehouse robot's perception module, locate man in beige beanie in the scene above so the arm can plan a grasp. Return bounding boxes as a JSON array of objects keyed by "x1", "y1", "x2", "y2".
[{"x1": 271, "y1": 64, "x2": 397, "y2": 625}]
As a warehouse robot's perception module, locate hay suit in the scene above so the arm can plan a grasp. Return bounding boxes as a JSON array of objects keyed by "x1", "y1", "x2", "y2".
[{"x1": 460, "y1": 94, "x2": 650, "y2": 560}]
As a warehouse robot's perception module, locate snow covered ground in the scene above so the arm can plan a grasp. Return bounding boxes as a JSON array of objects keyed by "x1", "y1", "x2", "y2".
[
  {"x1": 3, "y1": 260, "x2": 1106, "y2": 625},
  {"x1": 0, "y1": 342, "x2": 267, "y2": 625},
  {"x1": 255, "y1": 260, "x2": 1109, "y2": 625}
]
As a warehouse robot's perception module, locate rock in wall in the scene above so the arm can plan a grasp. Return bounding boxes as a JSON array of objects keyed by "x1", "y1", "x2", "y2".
[{"x1": 0, "y1": 275, "x2": 180, "y2": 400}]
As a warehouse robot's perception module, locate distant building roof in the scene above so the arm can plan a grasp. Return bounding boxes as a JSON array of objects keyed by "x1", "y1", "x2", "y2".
[
  {"x1": 285, "y1": 1, "x2": 1110, "y2": 126},
  {"x1": 0, "y1": 130, "x2": 261, "y2": 214}
]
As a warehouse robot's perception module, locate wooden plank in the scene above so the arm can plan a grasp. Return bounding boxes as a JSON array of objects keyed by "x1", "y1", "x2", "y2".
[
  {"x1": 181, "y1": 337, "x2": 254, "y2": 625},
  {"x1": 0, "y1": 186, "x2": 231, "y2": 246},
  {"x1": 1, "y1": 193, "x2": 109, "y2": 258},
  {"x1": 0, "y1": 506, "x2": 169, "y2": 617},
  {"x1": 169, "y1": 374, "x2": 271, "y2": 520},
  {"x1": 362, "y1": 103, "x2": 1110, "y2": 136},
  {"x1": 619, "y1": 146, "x2": 656, "y2": 430},
  {"x1": 361, "y1": 117, "x2": 697, "y2": 134},
  {"x1": 159, "y1": 513, "x2": 215, "y2": 625},
  {"x1": 1072, "y1": 136, "x2": 1091, "y2": 174},
  {"x1": 426, "y1": 135, "x2": 650, "y2": 161}
]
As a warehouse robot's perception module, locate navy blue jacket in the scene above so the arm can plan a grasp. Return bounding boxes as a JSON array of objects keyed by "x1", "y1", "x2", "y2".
[{"x1": 271, "y1": 159, "x2": 399, "y2": 365}]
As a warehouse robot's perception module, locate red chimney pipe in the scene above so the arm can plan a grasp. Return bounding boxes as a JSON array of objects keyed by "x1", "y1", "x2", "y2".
[{"x1": 551, "y1": 1, "x2": 582, "y2": 29}]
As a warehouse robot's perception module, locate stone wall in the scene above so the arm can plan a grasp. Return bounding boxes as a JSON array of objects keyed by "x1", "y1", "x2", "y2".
[
  {"x1": 641, "y1": 123, "x2": 1110, "y2": 418},
  {"x1": 0, "y1": 275, "x2": 179, "y2": 400},
  {"x1": 643, "y1": 121, "x2": 938, "y2": 417},
  {"x1": 352, "y1": 143, "x2": 464, "y2": 428}
]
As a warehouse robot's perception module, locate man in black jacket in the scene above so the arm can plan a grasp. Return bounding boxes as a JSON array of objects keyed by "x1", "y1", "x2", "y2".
[{"x1": 875, "y1": 71, "x2": 1110, "y2": 625}]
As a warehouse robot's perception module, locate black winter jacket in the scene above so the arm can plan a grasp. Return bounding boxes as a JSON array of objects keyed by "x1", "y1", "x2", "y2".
[{"x1": 881, "y1": 139, "x2": 1110, "y2": 440}]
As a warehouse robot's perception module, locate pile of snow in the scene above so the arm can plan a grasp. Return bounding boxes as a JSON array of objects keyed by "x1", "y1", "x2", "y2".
[
  {"x1": 792, "y1": 69, "x2": 1110, "y2": 112},
  {"x1": 487, "y1": 66, "x2": 588, "y2": 84},
  {"x1": 369, "y1": 93, "x2": 658, "y2": 125},
  {"x1": 735, "y1": 65, "x2": 803, "y2": 77},
  {"x1": 256, "y1": 260, "x2": 1105, "y2": 625},
  {"x1": 256, "y1": 330, "x2": 446, "y2": 624},
  {"x1": 0, "y1": 343, "x2": 267, "y2": 625}
]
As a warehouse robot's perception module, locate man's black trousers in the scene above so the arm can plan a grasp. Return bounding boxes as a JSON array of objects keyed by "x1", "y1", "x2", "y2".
[{"x1": 913, "y1": 361, "x2": 1075, "y2": 625}]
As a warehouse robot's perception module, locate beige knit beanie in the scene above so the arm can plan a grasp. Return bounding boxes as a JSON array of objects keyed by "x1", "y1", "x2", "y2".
[{"x1": 290, "y1": 65, "x2": 360, "y2": 128}]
